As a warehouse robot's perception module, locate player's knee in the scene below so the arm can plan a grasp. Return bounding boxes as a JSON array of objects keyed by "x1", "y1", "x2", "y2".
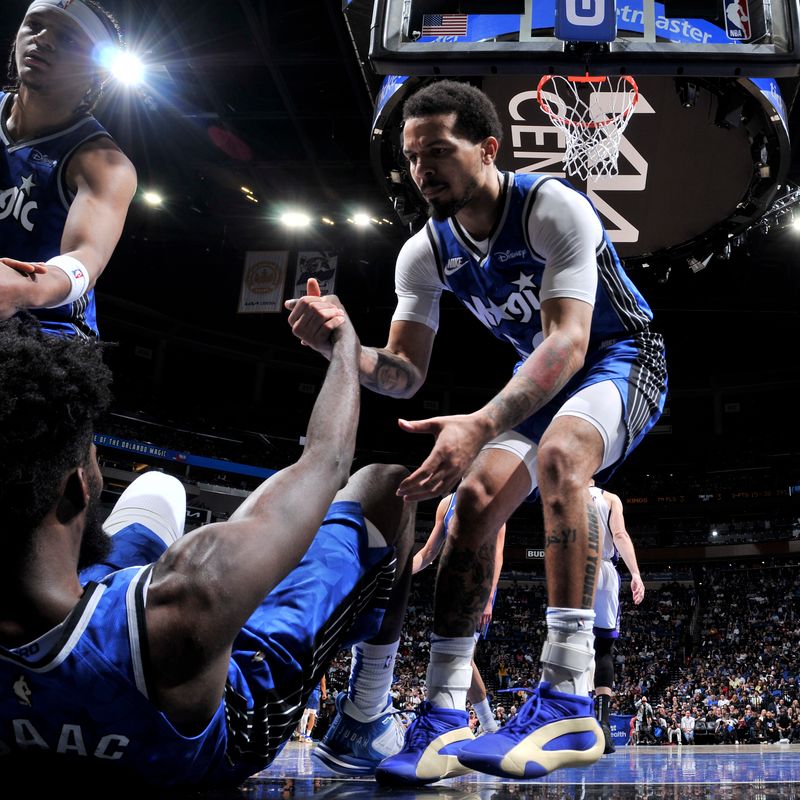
[
  {"x1": 341, "y1": 463, "x2": 409, "y2": 539},
  {"x1": 536, "y1": 439, "x2": 586, "y2": 503},
  {"x1": 452, "y1": 474, "x2": 501, "y2": 541}
]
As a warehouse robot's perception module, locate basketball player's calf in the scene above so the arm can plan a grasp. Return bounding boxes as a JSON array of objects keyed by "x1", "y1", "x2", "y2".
[{"x1": 593, "y1": 635, "x2": 617, "y2": 753}]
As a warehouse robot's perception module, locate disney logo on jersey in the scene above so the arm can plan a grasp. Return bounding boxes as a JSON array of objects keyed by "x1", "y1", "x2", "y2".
[
  {"x1": 0, "y1": 174, "x2": 38, "y2": 233},
  {"x1": 444, "y1": 256, "x2": 467, "y2": 276},
  {"x1": 31, "y1": 149, "x2": 57, "y2": 168},
  {"x1": 495, "y1": 248, "x2": 528, "y2": 263}
]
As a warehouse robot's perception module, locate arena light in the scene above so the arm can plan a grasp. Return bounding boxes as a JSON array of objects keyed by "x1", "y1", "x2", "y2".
[
  {"x1": 143, "y1": 190, "x2": 163, "y2": 207},
  {"x1": 321, "y1": 217, "x2": 335, "y2": 226},
  {"x1": 99, "y1": 46, "x2": 145, "y2": 87},
  {"x1": 281, "y1": 211, "x2": 311, "y2": 228},
  {"x1": 352, "y1": 213, "x2": 371, "y2": 227}
]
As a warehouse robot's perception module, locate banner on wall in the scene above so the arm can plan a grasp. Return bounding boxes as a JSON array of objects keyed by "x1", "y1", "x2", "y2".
[
  {"x1": 292, "y1": 251, "x2": 338, "y2": 298},
  {"x1": 238, "y1": 250, "x2": 288, "y2": 314}
]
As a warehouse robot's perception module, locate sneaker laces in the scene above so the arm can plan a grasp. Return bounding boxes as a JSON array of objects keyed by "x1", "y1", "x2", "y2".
[
  {"x1": 499, "y1": 687, "x2": 542, "y2": 735},
  {"x1": 404, "y1": 702, "x2": 452, "y2": 749}
]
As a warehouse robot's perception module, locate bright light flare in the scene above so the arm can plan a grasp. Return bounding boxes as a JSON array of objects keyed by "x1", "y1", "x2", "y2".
[
  {"x1": 281, "y1": 211, "x2": 311, "y2": 228},
  {"x1": 352, "y1": 213, "x2": 371, "y2": 227},
  {"x1": 99, "y1": 46, "x2": 145, "y2": 86},
  {"x1": 143, "y1": 191, "x2": 163, "y2": 207}
]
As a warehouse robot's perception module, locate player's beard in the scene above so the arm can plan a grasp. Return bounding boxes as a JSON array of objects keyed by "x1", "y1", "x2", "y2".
[
  {"x1": 77, "y1": 470, "x2": 111, "y2": 570},
  {"x1": 427, "y1": 175, "x2": 479, "y2": 221}
]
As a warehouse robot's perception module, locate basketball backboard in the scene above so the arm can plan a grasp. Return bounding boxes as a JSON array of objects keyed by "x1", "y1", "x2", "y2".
[{"x1": 368, "y1": 0, "x2": 800, "y2": 76}]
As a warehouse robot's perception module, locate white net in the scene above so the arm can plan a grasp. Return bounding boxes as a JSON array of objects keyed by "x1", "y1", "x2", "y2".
[{"x1": 537, "y1": 75, "x2": 639, "y2": 181}]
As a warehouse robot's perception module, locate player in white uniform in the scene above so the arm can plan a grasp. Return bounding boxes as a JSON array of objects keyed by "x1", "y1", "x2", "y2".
[{"x1": 588, "y1": 480, "x2": 644, "y2": 753}]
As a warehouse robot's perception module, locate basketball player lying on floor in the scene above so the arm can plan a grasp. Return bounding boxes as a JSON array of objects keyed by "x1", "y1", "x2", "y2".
[{"x1": 0, "y1": 297, "x2": 412, "y2": 789}]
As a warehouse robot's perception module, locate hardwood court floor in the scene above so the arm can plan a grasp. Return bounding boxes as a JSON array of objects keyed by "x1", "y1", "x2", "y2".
[{"x1": 231, "y1": 742, "x2": 800, "y2": 800}]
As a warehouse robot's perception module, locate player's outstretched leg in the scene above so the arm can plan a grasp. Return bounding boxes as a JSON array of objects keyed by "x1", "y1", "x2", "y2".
[{"x1": 312, "y1": 464, "x2": 412, "y2": 776}]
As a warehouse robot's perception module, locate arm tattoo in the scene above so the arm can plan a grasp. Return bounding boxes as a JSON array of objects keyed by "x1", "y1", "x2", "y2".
[
  {"x1": 361, "y1": 349, "x2": 416, "y2": 397},
  {"x1": 481, "y1": 334, "x2": 575, "y2": 434}
]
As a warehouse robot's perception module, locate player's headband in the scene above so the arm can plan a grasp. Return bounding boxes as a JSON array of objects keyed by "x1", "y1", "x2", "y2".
[{"x1": 25, "y1": 0, "x2": 119, "y2": 50}]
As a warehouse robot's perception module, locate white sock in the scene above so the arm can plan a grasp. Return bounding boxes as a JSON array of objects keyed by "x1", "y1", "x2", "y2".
[
  {"x1": 425, "y1": 635, "x2": 475, "y2": 710},
  {"x1": 540, "y1": 607, "x2": 596, "y2": 696},
  {"x1": 473, "y1": 697, "x2": 498, "y2": 732},
  {"x1": 298, "y1": 709, "x2": 310, "y2": 736},
  {"x1": 348, "y1": 640, "x2": 399, "y2": 719}
]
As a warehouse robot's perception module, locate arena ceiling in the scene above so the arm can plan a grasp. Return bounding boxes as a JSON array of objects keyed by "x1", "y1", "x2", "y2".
[{"x1": 2, "y1": 0, "x2": 799, "y2": 451}]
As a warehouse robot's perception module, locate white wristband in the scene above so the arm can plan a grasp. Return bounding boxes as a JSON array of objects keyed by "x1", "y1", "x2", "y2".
[{"x1": 42, "y1": 255, "x2": 90, "y2": 308}]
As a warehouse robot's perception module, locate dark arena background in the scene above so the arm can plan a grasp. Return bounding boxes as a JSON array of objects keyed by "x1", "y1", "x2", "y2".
[{"x1": 3, "y1": 0, "x2": 800, "y2": 797}]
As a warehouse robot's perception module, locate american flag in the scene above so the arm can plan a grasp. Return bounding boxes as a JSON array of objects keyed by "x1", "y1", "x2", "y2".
[{"x1": 421, "y1": 13, "x2": 469, "y2": 36}]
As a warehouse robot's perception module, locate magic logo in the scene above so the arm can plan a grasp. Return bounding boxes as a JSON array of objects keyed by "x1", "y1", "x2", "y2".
[{"x1": 0, "y1": 174, "x2": 38, "y2": 232}]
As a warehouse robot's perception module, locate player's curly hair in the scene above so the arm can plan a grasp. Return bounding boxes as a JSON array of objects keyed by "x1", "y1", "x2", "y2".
[
  {"x1": 402, "y1": 79, "x2": 503, "y2": 145},
  {"x1": 0, "y1": 316, "x2": 112, "y2": 546},
  {"x1": 5, "y1": 0, "x2": 124, "y2": 114}
]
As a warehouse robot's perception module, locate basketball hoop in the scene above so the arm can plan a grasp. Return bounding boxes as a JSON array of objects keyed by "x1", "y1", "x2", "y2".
[{"x1": 537, "y1": 74, "x2": 639, "y2": 181}]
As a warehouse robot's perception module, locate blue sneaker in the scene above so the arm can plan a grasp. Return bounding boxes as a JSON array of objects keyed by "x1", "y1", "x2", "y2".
[
  {"x1": 311, "y1": 692, "x2": 405, "y2": 776},
  {"x1": 374, "y1": 701, "x2": 474, "y2": 786},
  {"x1": 457, "y1": 682, "x2": 604, "y2": 779}
]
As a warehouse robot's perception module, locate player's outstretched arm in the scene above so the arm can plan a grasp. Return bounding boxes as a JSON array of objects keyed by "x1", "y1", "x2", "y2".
[
  {"x1": 608, "y1": 492, "x2": 644, "y2": 604},
  {"x1": 397, "y1": 296, "x2": 592, "y2": 501},
  {"x1": 143, "y1": 295, "x2": 361, "y2": 731},
  {"x1": 13, "y1": 139, "x2": 137, "y2": 310}
]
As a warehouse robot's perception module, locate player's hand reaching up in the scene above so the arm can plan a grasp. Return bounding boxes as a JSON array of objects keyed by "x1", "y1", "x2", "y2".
[{"x1": 285, "y1": 278, "x2": 351, "y2": 358}]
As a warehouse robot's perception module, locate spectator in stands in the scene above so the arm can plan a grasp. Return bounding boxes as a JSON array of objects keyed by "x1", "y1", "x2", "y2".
[
  {"x1": 764, "y1": 710, "x2": 780, "y2": 743},
  {"x1": 635, "y1": 695, "x2": 655, "y2": 744},
  {"x1": 680, "y1": 709, "x2": 695, "y2": 744},
  {"x1": 666, "y1": 713, "x2": 682, "y2": 746}
]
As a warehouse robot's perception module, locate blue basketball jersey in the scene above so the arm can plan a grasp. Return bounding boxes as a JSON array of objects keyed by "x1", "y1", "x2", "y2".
[
  {"x1": 425, "y1": 172, "x2": 654, "y2": 361},
  {"x1": 0, "y1": 91, "x2": 109, "y2": 338},
  {"x1": 0, "y1": 502, "x2": 394, "y2": 788},
  {"x1": 0, "y1": 565, "x2": 229, "y2": 786}
]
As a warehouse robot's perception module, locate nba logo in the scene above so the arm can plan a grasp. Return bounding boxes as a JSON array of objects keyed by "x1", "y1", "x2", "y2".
[{"x1": 724, "y1": 0, "x2": 751, "y2": 40}]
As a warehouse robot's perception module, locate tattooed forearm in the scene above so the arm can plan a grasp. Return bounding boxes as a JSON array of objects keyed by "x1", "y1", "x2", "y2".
[
  {"x1": 478, "y1": 332, "x2": 578, "y2": 435},
  {"x1": 582, "y1": 500, "x2": 601, "y2": 608},
  {"x1": 434, "y1": 541, "x2": 495, "y2": 637},
  {"x1": 360, "y1": 348, "x2": 418, "y2": 398}
]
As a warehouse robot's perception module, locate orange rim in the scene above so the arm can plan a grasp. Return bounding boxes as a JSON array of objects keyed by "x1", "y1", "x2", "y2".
[{"x1": 536, "y1": 74, "x2": 639, "y2": 129}]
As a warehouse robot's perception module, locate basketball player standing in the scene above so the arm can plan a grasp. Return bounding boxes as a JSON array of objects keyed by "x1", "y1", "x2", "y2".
[{"x1": 287, "y1": 79, "x2": 667, "y2": 785}]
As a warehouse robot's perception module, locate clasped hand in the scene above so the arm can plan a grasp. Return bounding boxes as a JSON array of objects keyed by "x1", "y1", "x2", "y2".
[
  {"x1": 284, "y1": 278, "x2": 348, "y2": 355},
  {"x1": 0, "y1": 258, "x2": 48, "y2": 320}
]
